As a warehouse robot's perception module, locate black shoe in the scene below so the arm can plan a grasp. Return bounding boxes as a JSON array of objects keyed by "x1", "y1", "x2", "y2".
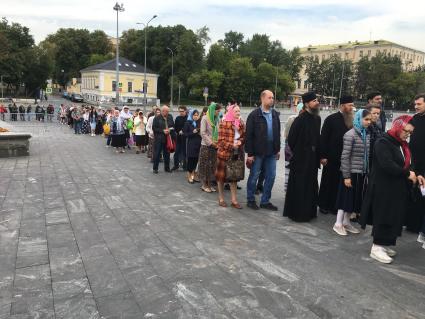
[
  {"x1": 247, "y1": 201, "x2": 260, "y2": 210},
  {"x1": 224, "y1": 184, "x2": 230, "y2": 190},
  {"x1": 237, "y1": 185, "x2": 242, "y2": 190},
  {"x1": 165, "y1": 168, "x2": 172, "y2": 173},
  {"x1": 153, "y1": 170, "x2": 158, "y2": 174},
  {"x1": 171, "y1": 166, "x2": 179, "y2": 171},
  {"x1": 260, "y1": 202, "x2": 278, "y2": 211}
]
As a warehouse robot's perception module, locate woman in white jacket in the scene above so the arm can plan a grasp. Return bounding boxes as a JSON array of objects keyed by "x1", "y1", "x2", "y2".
[{"x1": 133, "y1": 111, "x2": 148, "y2": 154}]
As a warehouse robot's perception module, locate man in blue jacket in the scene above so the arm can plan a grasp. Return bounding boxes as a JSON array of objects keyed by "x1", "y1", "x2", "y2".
[{"x1": 245, "y1": 90, "x2": 281, "y2": 211}]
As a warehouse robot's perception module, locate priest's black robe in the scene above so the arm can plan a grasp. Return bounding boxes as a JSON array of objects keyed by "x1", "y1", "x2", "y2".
[
  {"x1": 406, "y1": 113, "x2": 425, "y2": 232},
  {"x1": 318, "y1": 112, "x2": 350, "y2": 213},
  {"x1": 283, "y1": 111, "x2": 321, "y2": 222}
]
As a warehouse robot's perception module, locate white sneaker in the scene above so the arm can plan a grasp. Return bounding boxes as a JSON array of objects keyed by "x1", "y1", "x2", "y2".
[
  {"x1": 417, "y1": 233, "x2": 425, "y2": 244},
  {"x1": 384, "y1": 247, "x2": 397, "y2": 257},
  {"x1": 343, "y1": 224, "x2": 360, "y2": 234},
  {"x1": 333, "y1": 224, "x2": 348, "y2": 236},
  {"x1": 370, "y1": 245, "x2": 393, "y2": 264}
]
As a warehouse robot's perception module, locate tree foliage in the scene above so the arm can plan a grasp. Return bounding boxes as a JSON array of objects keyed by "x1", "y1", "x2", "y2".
[{"x1": 0, "y1": 18, "x2": 51, "y2": 96}]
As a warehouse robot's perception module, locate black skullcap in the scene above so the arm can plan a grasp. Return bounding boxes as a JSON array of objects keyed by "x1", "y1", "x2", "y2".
[
  {"x1": 302, "y1": 91, "x2": 317, "y2": 104},
  {"x1": 340, "y1": 95, "x2": 353, "y2": 104}
]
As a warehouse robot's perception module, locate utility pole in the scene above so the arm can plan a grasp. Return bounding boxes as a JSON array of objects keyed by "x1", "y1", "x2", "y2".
[
  {"x1": 113, "y1": 2, "x2": 125, "y2": 105},
  {"x1": 137, "y1": 15, "x2": 157, "y2": 113}
]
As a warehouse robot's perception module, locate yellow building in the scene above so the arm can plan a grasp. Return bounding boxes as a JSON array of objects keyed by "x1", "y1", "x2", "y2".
[
  {"x1": 295, "y1": 39, "x2": 425, "y2": 95},
  {"x1": 66, "y1": 78, "x2": 81, "y2": 95},
  {"x1": 80, "y1": 57, "x2": 159, "y2": 104}
]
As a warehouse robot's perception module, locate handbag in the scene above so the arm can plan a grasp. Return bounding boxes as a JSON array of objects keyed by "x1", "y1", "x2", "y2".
[
  {"x1": 226, "y1": 154, "x2": 245, "y2": 182},
  {"x1": 103, "y1": 123, "x2": 110, "y2": 135},
  {"x1": 166, "y1": 134, "x2": 176, "y2": 153}
]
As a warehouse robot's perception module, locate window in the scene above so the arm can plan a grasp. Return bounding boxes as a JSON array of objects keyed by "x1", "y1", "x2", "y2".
[
  {"x1": 368, "y1": 50, "x2": 371, "y2": 56},
  {"x1": 128, "y1": 82, "x2": 132, "y2": 93},
  {"x1": 345, "y1": 52, "x2": 349, "y2": 59},
  {"x1": 359, "y1": 50, "x2": 363, "y2": 57},
  {"x1": 322, "y1": 54, "x2": 325, "y2": 60},
  {"x1": 112, "y1": 81, "x2": 116, "y2": 92},
  {"x1": 297, "y1": 80, "x2": 301, "y2": 89},
  {"x1": 304, "y1": 81, "x2": 308, "y2": 89}
]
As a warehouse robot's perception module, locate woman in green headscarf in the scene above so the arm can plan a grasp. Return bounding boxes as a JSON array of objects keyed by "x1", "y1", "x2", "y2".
[{"x1": 198, "y1": 102, "x2": 222, "y2": 192}]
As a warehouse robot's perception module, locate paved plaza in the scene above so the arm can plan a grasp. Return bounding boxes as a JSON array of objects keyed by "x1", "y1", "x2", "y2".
[{"x1": 0, "y1": 117, "x2": 425, "y2": 319}]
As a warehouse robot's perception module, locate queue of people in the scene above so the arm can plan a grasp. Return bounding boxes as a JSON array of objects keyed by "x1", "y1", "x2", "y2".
[
  {"x1": 68, "y1": 90, "x2": 425, "y2": 266},
  {"x1": 284, "y1": 91, "x2": 425, "y2": 264},
  {"x1": 0, "y1": 103, "x2": 55, "y2": 122}
]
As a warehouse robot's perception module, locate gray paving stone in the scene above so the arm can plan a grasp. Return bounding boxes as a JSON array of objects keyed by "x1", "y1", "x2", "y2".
[
  {"x1": 0, "y1": 118, "x2": 424, "y2": 318},
  {"x1": 96, "y1": 292, "x2": 142, "y2": 319},
  {"x1": 83, "y1": 254, "x2": 130, "y2": 298}
]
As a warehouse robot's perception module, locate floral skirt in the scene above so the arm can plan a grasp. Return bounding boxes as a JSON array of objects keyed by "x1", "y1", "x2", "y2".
[
  {"x1": 198, "y1": 145, "x2": 217, "y2": 182},
  {"x1": 81, "y1": 120, "x2": 90, "y2": 134},
  {"x1": 148, "y1": 137, "x2": 154, "y2": 158}
]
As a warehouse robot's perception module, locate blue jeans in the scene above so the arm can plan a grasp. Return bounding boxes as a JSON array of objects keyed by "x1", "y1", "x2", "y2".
[
  {"x1": 106, "y1": 135, "x2": 112, "y2": 146},
  {"x1": 74, "y1": 119, "x2": 82, "y2": 134},
  {"x1": 247, "y1": 154, "x2": 276, "y2": 204}
]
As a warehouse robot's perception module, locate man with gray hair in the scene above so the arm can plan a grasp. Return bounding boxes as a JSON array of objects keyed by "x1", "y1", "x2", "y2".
[{"x1": 152, "y1": 105, "x2": 175, "y2": 174}]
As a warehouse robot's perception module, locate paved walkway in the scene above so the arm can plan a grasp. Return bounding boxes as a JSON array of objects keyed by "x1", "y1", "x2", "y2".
[{"x1": 0, "y1": 119, "x2": 424, "y2": 319}]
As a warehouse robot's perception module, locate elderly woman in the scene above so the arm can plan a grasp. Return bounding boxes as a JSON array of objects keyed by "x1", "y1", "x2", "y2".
[
  {"x1": 215, "y1": 105, "x2": 245, "y2": 208},
  {"x1": 199, "y1": 103, "x2": 222, "y2": 193},
  {"x1": 108, "y1": 109, "x2": 126, "y2": 153},
  {"x1": 134, "y1": 111, "x2": 148, "y2": 154},
  {"x1": 361, "y1": 115, "x2": 417, "y2": 264}
]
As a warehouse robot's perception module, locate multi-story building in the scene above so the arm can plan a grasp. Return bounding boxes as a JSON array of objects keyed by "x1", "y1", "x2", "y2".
[
  {"x1": 80, "y1": 57, "x2": 159, "y2": 104},
  {"x1": 294, "y1": 39, "x2": 425, "y2": 95}
]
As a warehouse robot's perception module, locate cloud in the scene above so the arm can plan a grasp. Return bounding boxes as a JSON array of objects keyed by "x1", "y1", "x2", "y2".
[{"x1": 1, "y1": 0, "x2": 425, "y2": 52}]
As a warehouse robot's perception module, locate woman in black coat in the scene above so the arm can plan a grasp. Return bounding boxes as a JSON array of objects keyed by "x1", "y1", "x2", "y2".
[
  {"x1": 361, "y1": 115, "x2": 417, "y2": 264},
  {"x1": 183, "y1": 109, "x2": 202, "y2": 183}
]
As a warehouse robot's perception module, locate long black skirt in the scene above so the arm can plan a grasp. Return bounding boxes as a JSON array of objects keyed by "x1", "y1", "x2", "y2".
[
  {"x1": 335, "y1": 173, "x2": 367, "y2": 213},
  {"x1": 111, "y1": 134, "x2": 126, "y2": 148},
  {"x1": 318, "y1": 164, "x2": 341, "y2": 213}
]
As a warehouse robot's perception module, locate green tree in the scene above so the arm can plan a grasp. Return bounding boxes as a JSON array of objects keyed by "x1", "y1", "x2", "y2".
[
  {"x1": 221, "y1": 31, "x2": 244, "y2": 53},
  {"x1": 42, "y1": 28, "x2": 113, "y2": 87},
  {"x1": 206, "y1": 43, "x2": 233, "y2": 72},
  {"x1": 224, "y1": 57, "x2": 255, "y2": 102},
  {"x1": 120, "y1": 25, "x2": 205, "y2": 102},
  {"x1": 187, "y1": 69, "x2": 224, "y2": 99}
]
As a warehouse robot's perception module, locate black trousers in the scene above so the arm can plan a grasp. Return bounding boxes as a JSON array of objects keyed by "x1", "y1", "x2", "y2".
[{"x1": 153, "y1": 139, "x2": 170, "y2": 171}]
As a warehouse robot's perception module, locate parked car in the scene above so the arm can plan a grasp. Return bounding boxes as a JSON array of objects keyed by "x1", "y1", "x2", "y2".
[
  {"x1": 71, "y1": 93, "x2": 84, "y2": 103},
  {"x1": 62, "y1": 92, "x2": 69, "y2": 99}
]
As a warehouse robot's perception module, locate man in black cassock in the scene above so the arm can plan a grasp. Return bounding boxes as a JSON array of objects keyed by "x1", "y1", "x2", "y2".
[
  {"x1": 283, "y1": 91, "x2": 321, "y2": 222},
  {"x1": 318, "y1": 96, "x2": 354, "y2": 215},
  {"x1": 407, "y1": 93, "x2": 425, "y2": 234}
]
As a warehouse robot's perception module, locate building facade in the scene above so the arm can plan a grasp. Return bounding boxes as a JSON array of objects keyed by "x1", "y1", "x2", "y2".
[
  {"x1": 80, "y1": 57, "x2": 159, "y2": 104},
  {"x1": 295, "y1": 39, "x2": 425, "y2": 95}
]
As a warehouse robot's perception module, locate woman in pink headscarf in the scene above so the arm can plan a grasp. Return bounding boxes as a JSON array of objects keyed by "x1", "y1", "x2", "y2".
[
  {"x1": 215, "y1": 104, "x2": 245, "y2": 208},
  {"x1": 361, "y1": 115, "x2": 417, "y2": 264}
]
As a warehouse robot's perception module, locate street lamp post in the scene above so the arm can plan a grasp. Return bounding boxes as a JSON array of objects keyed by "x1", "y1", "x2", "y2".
[
  {"x1": 113, "y1": 2, "x2": 125, "y2": 105},
  {"x1": 167, "y1": 47, "x2": 174, "y2": 108},
  {"x1": 137, "y1": 15, "x2": 157, "y2": 113}
]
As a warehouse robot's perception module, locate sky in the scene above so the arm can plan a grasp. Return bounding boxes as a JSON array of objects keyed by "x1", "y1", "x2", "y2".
[{"x1": 2, "y1": 0, "x2": 425, "y2": 52}]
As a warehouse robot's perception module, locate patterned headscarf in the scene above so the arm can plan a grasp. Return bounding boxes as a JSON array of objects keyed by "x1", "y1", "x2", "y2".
[
  {"x1": 388, "y1": 115, "x2": 413, "y2": 169},
  {"x1": 224, "y1": 104, "x2": 241, "y2": 128},
  {"x1": 353, "y1": 109, "x2": 369, "y2": 173},
  {"x1": 206, "y1": 103, "x2": 219, "y2": 143}
]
